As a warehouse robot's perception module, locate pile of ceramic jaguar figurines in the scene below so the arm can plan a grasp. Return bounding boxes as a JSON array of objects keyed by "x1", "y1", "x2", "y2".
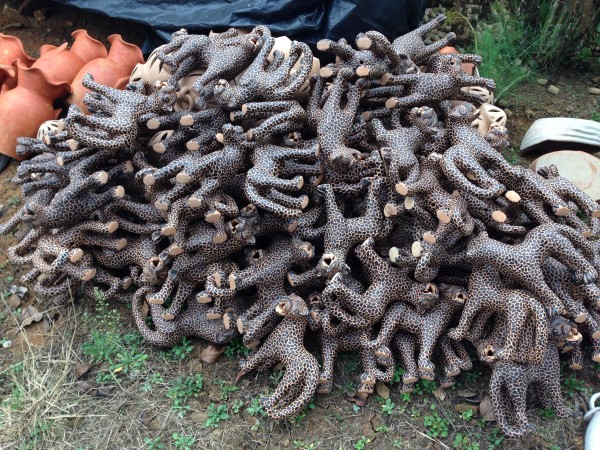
[{"x1": 3, "y1": 16, "x2": 600, "y2": 436}]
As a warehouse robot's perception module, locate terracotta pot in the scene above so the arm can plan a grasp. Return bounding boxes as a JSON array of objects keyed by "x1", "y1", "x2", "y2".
[
  {"x1": 32, "y1": 30, "x2": 107, "y2": 85},
  {"x1": 70, "y1": 29, "x2": 107, "y2": 63},
  {"x1": 69, "y1": 34, "x2": 143, "y2": 112},
  {"x1": 0, "y1": 34, "x2": 35, "y2": 67},
  {"x1": 0, "y1": 64, "x2": 17, "y2": 92},
  {"x1": 0, "y1": 61, "x2": 70, "y2": 159}
]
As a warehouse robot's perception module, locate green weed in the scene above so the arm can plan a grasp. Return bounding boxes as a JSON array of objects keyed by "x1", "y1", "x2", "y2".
[
  {"x1": 204, "y1": 403, "x2": 229, "y2": 428},
  {"x1": 453, "y1": 433, "x2": 479, "y2": 450},
  {"x1": 461, "y1": 409, "x2": 474, "y2": 421},
  {"x1": 423, "y1": 410, "x2": 449, "y2": 438},
  {"x1": 144, "y1": 436, "x2": 165, "y2": 450},
  {"x1": 561, "y1": 373, "x2": 588, "y2": 397},
  {"x1": 414, "y1": 379, "x2": 437, "y2": 395},
  {"x1": 487, "y1": 427, "x2": 504, "y2": 449},
  {"x1": 224, "y1": 337, "x2": 249, "y2": 358},
  {"x1": 230, "y1": 399, "x2": 244, "y2": 414},
  {"x1": 293, "y1": 440, "x2": 321, "y2": 450},
  {"x1": 246, "y1": 398, "x2": 266, "y2": 417},
  {"x1": 166, "y1": 374, "x2": 204, "y2": 417},
  {"x1": 381, "y1": 398, "x2": 395, "y2": 415},
  {"x1": 269, "y1": 369, "x2": 284, "y2": 385},
  {"x1": 354, "y1": 436, "x2": 371, "y2": 450},
  {"x1": 390, "y1": 366, "x2": 405, "y2": 385},
  {"x1": 172, "y1": 433, "x2": 196, "y2": 450},
  {"x1": 290, "y1": 398, "x2": 315, "y2": 425},
  {"x1": 214, "y1": 379, "x2": 239, "y2": 400},
  {"x1": 538, "y1": 407, "x2": 556, "y2": 420}
]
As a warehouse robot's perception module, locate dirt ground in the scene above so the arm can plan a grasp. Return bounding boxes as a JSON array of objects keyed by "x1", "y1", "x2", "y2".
[{"x1": 1, "y1": 3, "x2": 600, "y2": 450}]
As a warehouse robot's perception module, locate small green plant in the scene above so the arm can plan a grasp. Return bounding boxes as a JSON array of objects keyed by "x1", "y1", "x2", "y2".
[
  {"x1": 140, "y1": 372, "x2": 165, "y2": 393},
  {"x1": 269, "y1": 369, "x2": 284, "y2": 385},
  {"x1": 375, "y1": 424, "x2": 390, "y2": 433},
  {"x1": 453, "y1": 433, "x2": 479, "y2": 450},
  {"x1": 538, "y1": 407, "x2": 556, "y2": 420},
  {"x1": 414, "y1": 379, "x2": 437, "y2": 395},
  {"x1": 166, "y1": 374, "x2": 204, "y2": 417},
  {"x1": 7, "y1": 196, "x2": 20, "y2": 207},
  {"x1": 144, "y1": 436, "x2": 165, "y2": 450},
  {"x1": 562, "y1": 373, "x2": 587, "y2": 397},
  {"x1": 167, "y1": 337, "x2": 194, "y2": 360},
  {"x1": 502, "y1": 147, "x2": 519, "y2": 164},
  {"x1": 214, "y1": 379, "x2": 239, "y2": 400},
  {"x1": 224, "y1": 337, "x2": 249, "y2": 358},
  {"x1": 354, "y1": 436, "x2": 371, "y2": 450},
  {"x1": 393, "y1": 438, "x2": 403, "y2": 448},
  {"x1": 109, "y1": 347, "x2": 148, "y2": 375},
  {"x1": 231, "y1": 399, "x2": 244, "y2": 414},
  {"x1": 290, "y1": 398, "x2": 315, "y2": 425},
  {"x1": 391, "y1": 366, "x2": 406, "y2": 385},
  {"x1": 246, "y1": 398, "x2": 266, "y2": 417},
  {"x1": 423, "y1": 412, "x2": 449, "y2": 438},
  {"x1": 487, "y1": 427, "x2": 504, "y2": 449},
  {"x1": 205, "y1": 403, "x2": 229, "y2": 428},
  {"x1": 172, "y1": 433, "x2": 196, "y2": 450},
  {"x1": 461, "y1": 409, "x2": 474, "y2": 421},
  {"x1": 381, "y1": 398, "x2": 395, "y2": 415},
  {"x1": 343, "y1": 356, "x2": 358, "y2": 372},
  {"x1": 293, "y1": 440, "x2": 321, "y2": 450}
]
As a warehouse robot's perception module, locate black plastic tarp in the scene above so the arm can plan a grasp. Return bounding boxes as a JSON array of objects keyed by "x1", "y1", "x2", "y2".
[{"x1": 53, "y1": 0, "x2": 427, "y2": 52}]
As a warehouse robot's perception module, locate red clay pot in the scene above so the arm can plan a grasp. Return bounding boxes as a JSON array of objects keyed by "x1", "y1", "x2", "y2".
[
  {"x1": 0, "y1": 61, "x2": 71, "y2": 159},
  {"x1": 0, "y1": 64, "x2": 17, "y2": 92},
  {"x1": 69, "y1": 34, "x2": 143, "y2": 112},
  {"x1": 0, "y1": 34, "x2": 35, "y2": 67},
  {"x1": 31, "y1": 29, "x2": 107, "y2": 84}
]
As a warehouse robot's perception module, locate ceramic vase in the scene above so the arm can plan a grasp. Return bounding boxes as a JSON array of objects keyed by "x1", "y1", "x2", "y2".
[
  {"x1": 0, "y1": 62, "x2": 70, "y2": 158},
  {"x1": 0, "y1": 34, "x2": 35, "y2": 66},
  {"x1": 31, "y1": 30, "x2": 107, "y2": 84},
  {"x1": 69, "y1": 34, "x2": 143, "y2": 113}
]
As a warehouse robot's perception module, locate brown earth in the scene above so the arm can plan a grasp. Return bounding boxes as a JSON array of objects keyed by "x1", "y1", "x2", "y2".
[{"x1": 1, "y1": 3, "x2": 599, "y2": 450}]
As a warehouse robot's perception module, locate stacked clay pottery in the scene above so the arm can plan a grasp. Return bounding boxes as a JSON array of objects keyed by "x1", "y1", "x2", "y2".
[
  {"x1": 0, "y1": 62, "x2": 70, "y2": 158},
  {"x1": 31, "y1": 30, "x2": 107, "y2": 84},
  {"x1": 0, "y1": 34, "x2": 36, "y2": 92},
  {"x1": 69, "y1": 34, "x2": 144, "y2": 113}
]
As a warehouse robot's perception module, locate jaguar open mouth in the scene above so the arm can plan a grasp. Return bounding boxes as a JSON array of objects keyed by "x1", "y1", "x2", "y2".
[
  {"x1": 424, "y1": 283, "x2": 438, "y2": 296},
  {"x1": 321, "y1": 253, "x2": 336, "y2": 267},
  {"x1": 249, "y1": 249, "x2": 263, "y2": 263}
]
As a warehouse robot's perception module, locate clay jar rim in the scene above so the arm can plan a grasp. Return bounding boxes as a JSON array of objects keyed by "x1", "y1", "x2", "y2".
[
  {"x1": 0, "y1": 33, "x2": 36, "y2": 67},
  {"x1": 14, "y1": 59, "x2": 73, "y2": 96}
]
